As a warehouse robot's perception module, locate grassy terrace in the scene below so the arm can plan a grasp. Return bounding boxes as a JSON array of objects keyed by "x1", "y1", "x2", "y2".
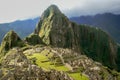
[
  {"x1": 68, "y1": 73, "x2": 88, "y2": 80},
  {"x1": 26, "y1": 49, "x2": 89, "y2": 80}
]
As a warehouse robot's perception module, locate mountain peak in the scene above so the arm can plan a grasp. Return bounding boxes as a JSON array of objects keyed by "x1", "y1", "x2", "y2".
[
  {"x1": 0, "y1": 30, "x2": 24, "y2": 55},
  {"x1": 3, "y1": 30, "x2": 21, "y2": 41},
  {"x1": 46, "y1": 5, "x2": 61, "y2": 13},
  {"x1": 35, "y1": 5, "x2": 63, "y2": 34},
  {"x1": 35, "y1": 5, "x2": 71, "y2": 45},
  {"x1": 47, "y1": 5, "x2": 60, "y2": 11},
  {"x1": 40, "y1": 5, "x2": 61, "y2": 20},
  {"x1": 7, "y1": 30, "x2": 16, "y2": 36}
]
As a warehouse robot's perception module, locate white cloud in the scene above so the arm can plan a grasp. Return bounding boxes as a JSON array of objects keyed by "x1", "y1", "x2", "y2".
[
  {"x1": 60, "y1": 0, "x2": 120, "y2": 17},
  {"x1": 0, "y1": 0, "x2": 120, "y2": 23}
]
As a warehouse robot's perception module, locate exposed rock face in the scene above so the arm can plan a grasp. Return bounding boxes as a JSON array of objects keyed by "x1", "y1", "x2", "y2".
[
  {"x1": 0, "y1": 30, "x2": 24, "y2": 56},
  {"x1": 35, "y1": 5, "x2": 119, "y2": 70},
  {"x1": 25, "y1": 33, "x2": 44, "y2": 45}
]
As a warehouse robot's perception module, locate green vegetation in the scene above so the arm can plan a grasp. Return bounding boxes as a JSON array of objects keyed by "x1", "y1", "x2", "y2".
[
  {"x1": 0, "y1": 5, "x2": 120, "y2": 80},
  {"x1": 0, "y1": 30, "x2": 25, "y2": 56},
  {"x1": 117, "y1": 45, "x2": 120, "y2": 71},
  {"x1": 25, "y1": 33, "x2": 44, "y2": 45},
  {"x1": 71, "y1": 23, "x2": 117, "y2": 69},
  {"x1": 26, "y1": 49, "x2": 88, "y2": 80},
  {"x1": 70, "y1": 13, "x2": 120, "y2": 43},
  {"x1": 27, "y1": 53, "x2": 69, "y2": 71},
  {"x1": 68, "y1": 73, "x2": 88, "y2": 80}
]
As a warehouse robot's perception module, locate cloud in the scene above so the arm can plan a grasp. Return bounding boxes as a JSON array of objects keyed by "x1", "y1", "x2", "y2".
[
  {"x1": 0, "y1": 0, "x2": 120, "y2": 23},
  {"x1": 52, "y1": 0, "x2": 120, "y2": 17}
]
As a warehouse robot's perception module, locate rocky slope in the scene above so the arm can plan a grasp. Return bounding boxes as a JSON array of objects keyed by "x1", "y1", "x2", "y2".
[{"x1": 35, "y1": 5, "x2": 119, "y2": 71}]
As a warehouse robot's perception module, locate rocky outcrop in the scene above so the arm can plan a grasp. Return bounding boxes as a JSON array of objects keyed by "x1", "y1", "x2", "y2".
[
  {"x1": 0, "y1": 30, "x2": 25, "y2": 56},
  {"x1": 35, "y1": 5, "x2": 119, "y2": 70}
]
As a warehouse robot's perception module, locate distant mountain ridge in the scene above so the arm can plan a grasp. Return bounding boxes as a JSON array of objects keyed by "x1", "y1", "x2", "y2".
[
  {"x1": 0, "y1": 17, "x2": 39, "y2": 43},
  {"x1": 70, "y1": 13, "x2": 120, "y2": 43}
]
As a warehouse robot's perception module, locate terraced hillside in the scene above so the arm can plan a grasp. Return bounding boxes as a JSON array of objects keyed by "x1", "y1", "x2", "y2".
[
  {"x1": 0, "y1": 43, "x2": 120, "y2": 80},
  {"x1": 24, "y1": 46, "x2": 89, "y2": 80},
  {"x1": 23, "y1": 46, "x2": 120, "y2": 80},
  {"x1": 0, "y1": 48, "x2": 73, "y2": 80}
]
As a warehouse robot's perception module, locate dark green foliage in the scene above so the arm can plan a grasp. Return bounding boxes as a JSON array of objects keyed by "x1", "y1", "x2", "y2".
[
  {"x1": 70, "y1": 13, "x2": 120, "y2": 43},
  {"x1": 116, "y1": 45, "x2": 120, "y2": 71},
  {"x1": 75, "y1": 24, "x2": 117, "y2": 69},
  {"x1": 25, "y1": 33, "x2": 44, "y2": 45}
]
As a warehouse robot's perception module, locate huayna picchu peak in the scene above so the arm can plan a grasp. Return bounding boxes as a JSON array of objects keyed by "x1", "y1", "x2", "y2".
[
  {"x1": 0, "y1": 5, "x2": 120, "y2": 80},
  {"x1": 41, "y1": 5, "x2": 61, "y2": 19},
  {"x1": 35, "y1": 4, "x2": 73, "y2": 47},
  {"x1": 35, "y1": 5, "x2": 62, "y2": 34}
]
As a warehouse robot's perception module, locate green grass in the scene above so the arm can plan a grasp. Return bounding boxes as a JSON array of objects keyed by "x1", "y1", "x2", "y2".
[
  {"x1": 26, "y1": 50, "x2": 89, "y2": 80},
  {"x1": 68, "y1": 72, "x2": 89, "y2": 80},
  {"x1": 27, "y1": 53, "x2": 69, "y2": 71}
]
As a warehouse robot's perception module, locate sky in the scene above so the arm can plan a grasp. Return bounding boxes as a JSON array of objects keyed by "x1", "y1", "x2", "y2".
[{"x1": 0, "y1": 0, "x2": 120, "y2": 23}]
